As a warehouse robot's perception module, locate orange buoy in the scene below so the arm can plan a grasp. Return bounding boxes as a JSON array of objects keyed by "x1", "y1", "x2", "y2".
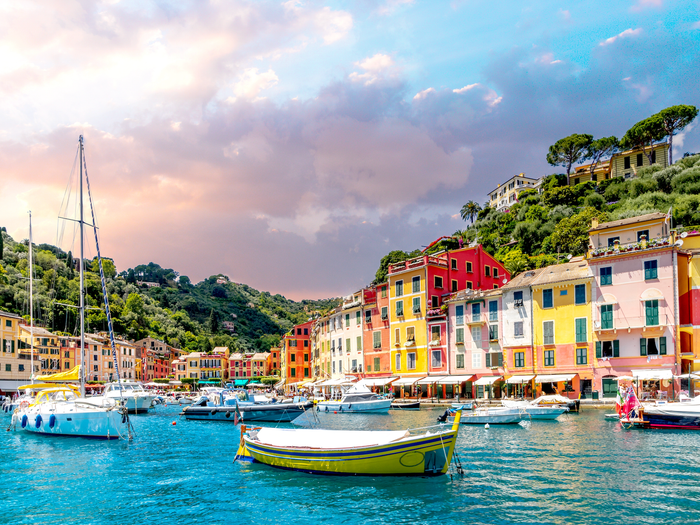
[
  {"x1": 334, "y1": 411, "x2": 337, "y2": 414},
  {"x1": 172, "y1": 421, "x2": 177, "y2": 426}
]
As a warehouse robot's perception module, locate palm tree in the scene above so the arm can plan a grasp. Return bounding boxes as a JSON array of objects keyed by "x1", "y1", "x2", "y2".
[{"x1": 460, "y1": 201, "x2": 482, "y2": 224}]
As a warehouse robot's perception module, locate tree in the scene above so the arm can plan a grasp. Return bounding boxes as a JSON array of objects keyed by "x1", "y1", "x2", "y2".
[
  {"x1": 620, "y1": 116, "x2": 665, "y2": 164},
  {"x1": 90, "y1": 257, "x2": 117, "y2": 279},
  {"x1": 585, "y1": 136, "x2": 619, "y2": 178},
  {"x1": 654, "y1": 105, "x2": 698, "y2": 165},
  {"x1": 501, "y1": 249, "x2": 530, "y2": 276},
  {"x1": 373, "y1": 249, "x2": 422, "y2": 284},
  {"x1": 126, "y1": 268, "x2": 137, "y2": 284},
  {"x1": 546, "y1": 134, "x2": 593, "y2": 184},
  {"x1": 208, "y1": 308, "x2": 220, "y2": 334},
  {"x1": 460, "y1": 201, "x2": 482, "y2": 224},
  {"x1": 550, "y1": 207, "x2": 608, "y2": 256},
  {"x1": 0, "y1": 231, "x2": 3, "y2": 261}
]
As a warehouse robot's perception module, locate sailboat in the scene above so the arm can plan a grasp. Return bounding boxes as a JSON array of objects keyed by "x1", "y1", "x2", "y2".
[{"x1": 12, "y1": 136, "x2": 132, "y2": 439}]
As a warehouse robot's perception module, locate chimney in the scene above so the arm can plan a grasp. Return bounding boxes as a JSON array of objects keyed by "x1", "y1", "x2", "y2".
[{"x1": 591, "y1": 218, "x2": 599, "y2": 229}]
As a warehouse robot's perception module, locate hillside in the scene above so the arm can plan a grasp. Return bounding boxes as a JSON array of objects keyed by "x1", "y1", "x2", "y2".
[{"x1": 0, "y1": 236, "x2": 339, "y2": 353}]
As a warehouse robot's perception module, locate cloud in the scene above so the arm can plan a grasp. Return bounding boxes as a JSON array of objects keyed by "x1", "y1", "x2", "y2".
[
  {"x1": 600, "y1": 28, "x2": 643, "y2": 46},
  {"x1": 349, "y1": 53, "x2": 399, "y2": 85},
  {"x1": 631, "y1": 0, "x2": 663, "y2": 12},
  {"x1": 376, "y1": 0, "x2": 415, "y2": 16},
  {"x1": 230, "y1": 68, "x2": 279, "y2": 100}
]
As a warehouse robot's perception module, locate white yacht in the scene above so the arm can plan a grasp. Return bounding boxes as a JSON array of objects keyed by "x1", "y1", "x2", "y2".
[
  {"x1": 317, "y1": 384, "x2": 392, "y2": 413},
  {"x1": 92, "y1": 381, "x2": 156, "y2": 413},
  {"x1": 502, "y1": 399, "x2": 569, "y2": 420}
]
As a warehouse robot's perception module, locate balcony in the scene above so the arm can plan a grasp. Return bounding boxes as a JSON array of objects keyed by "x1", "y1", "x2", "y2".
[
  {"x1": 388, "y1": 254, "x2": 449, "y2": 274},
  {"x1": 426, "y1": 308, "x2": 445, "y2": 319},
  {"x1": 589, "y1": 235, "x2": 674, "y2": 259},
  {"x1": 593, "y1": 313, "x2": 671, "y2": 332}
]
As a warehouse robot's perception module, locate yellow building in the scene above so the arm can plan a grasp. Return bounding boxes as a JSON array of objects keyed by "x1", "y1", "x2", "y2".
[
  {"x1": 609, "y1": 143, "x2": 669, "y2": 180},
  {"x1": 487, "y1": 173, "x2": 541, "y2": 211},
  {"x1": 569, "y1": 160, "x2": 612, "y2": 186},
  {"x1": 0, "y1": 310, "x2": 30, "y2": 391},
  {"x1": 19, "y1": 325, "x2": 61, "y2": 376},
  {"x1": 530, "y1": 259, "x2": 594, "y2": 398}
]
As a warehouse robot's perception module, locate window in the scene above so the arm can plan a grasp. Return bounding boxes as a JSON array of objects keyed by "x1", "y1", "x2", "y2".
[
  {"x1": 407, "y1": 352, "x2": 416, "y2": 370},
  {"x1": 608, "y1": 236, "x2": 620, "y2": 247},
  {"x1": 543, "y1": 321, "x2": 555, "y2": 345},
  {"x1": 345, "y1": 313, "x2": 350, "y2": 326},
  {"x1": 624, "y1": 156, "x2": 631, "y2": 169},
  {"x1": 636, "y1": 153, "x2": 643, "y2": 167},
  {"x1": 576, "y1": 348, "x2": 588, "y2": 365},
  {"x1": 637, "y1": 230, "x2": 649, "y2": 242},
  {"x1": 600, "y1": 304, "x2": 614, "y2": 329},
  {"x1": 304, "y1": 328, "x2": 308, "y2": 335},
  {"x1": 471, "y1": 303, "x2": 481, "y2": 322},
  {"x1": 5, "y1": 320, "x2": 10, "y2": 327},
  {"x1": 431, "y1": 325, "x2": 440, "y2": 342},
  {"x1": 489, "y1": 324, "x2": 498, "y2": 341},
  {"x1": 381, "y1": 307, "x2": 388, "y2": 320},
  {"x1": 456, "y1": 354, "x2": 465, "y2": 369},
  {"x1": 645, "y1": 300, "x2": 659, "y2": 326},
  {"x1": 575, "y1": 284, "x2": 586, "y2": 305},
  {"x1": 373, "y1": 331, "x2": 381, "y2": 349},
  {"x1": 485, "y1": 352, "x2": 503, "y2": 367},
  {"x1": 592, "y1": 174, "x2": 597, "y2": 182},
  {"x1": 297, "y1": 328, "x2": 302, "y2": 335},
  {"x1": 472, "y1": 352, "x2": 482, "y2": 369},
  {"x1": 356, "y1": 336, "x2": 361, "y2": 351},
  {"x1": 431, "y1": 350, "x2": 442, "y2": 367},
  {"x1": 640, "y1": 337, "x2": 666, "y2": 356},
  {"x1": 466, "y1": 281, "x2": 473, "y2": 290},
  {"x1": 485, "y1": 266, "x2": 491, "y2": 277},
  {"x1": 19, "y1": 364, "x2": 24, "y2": 372},
  {"x1": 489, "y1": 300, "x2": 498, "y2": 321},
  {"x1": 290, "y1": 368, "x2": 296, "y2": 377},
  {"x1": 404, "y1": 326, "x2": 415, "y2": 343},
  {"x1": 651, "y1": 150, "x2": 657, "y2": 164},
  {"x1": 493, "y1": 268, "x2": 499, "y2": 279},
  {"x1": 5, "y1": 363, "x2": 10, "y2": 372},
  {"x1": 596, "y1": 340, "x2": 619, "y2": 358},
  {"x1": 395, "y1": 280, "x2": 403, "y2": 297},
  {"x1": 543, "y1": 289, "x2": 553, "y2": 309},
  {"x1": 514, "y1": 351, "x2": 525, "y2": 368},
  {"x1": 644, "y1": 260, "x2": 658, "y2": 280},
  {"x1": 396, "y1": 300, "x2": 404, "y2": 317},
  {"x1": 345, "y1": 338, "x2": 350, "y2": 353},
  {"x1": 373, "y1": 357, "x2": 380, "y2": 371},
  {"x1": 412, "y1": 276, "x2": 420, "y2": 293},
  {"x1": 431, "y1": 296, "x2": 439, "y2": 308},
  {"x1": 395, "y1": 353, "x2": 401, "y2": 370},
  {"x1": 600, "y1": 267, "x2": 612, "y2": 286},
  {"x1": 514, "y1": 291, "x2": 523, "y2": 307},
  {"x1": 575, "y1": 318, "x2": 587, "y2": 343},
  {"x1": 355, "y1": 311, "x2": 361, "y2": 325},
  {"x1": 395, "y1": 328, "x2": 400, "y2": 345},
  {"x1": 456, "y1": 328, "x2": 465, "y2": 344},
  {"x1": 544, "y1": 350, "x2": 555, "y2": 367},
  {"x1": 365, "y1": 310, "x2": 372, "y2": 324},
  {"x1": 434, "y1": 276, "x2": 443, "y2": 289},
  {"x1": 466, "y1": 261, "x2": 473, "y2": 273},
  {"x1": 304, "y1": 340, "x2": 308, "y2": 347},
  {"x1": 381, "y1": 286, "x2": 387, "y2": 298},
  {"x1": 290, "y1": 354, "x2": 296, "y2": 362},
  {"x1": 514, "y1": 321, "x2": 524, "y2": 337},
  {"x1": 412, "y1": 297, "x2": 421, "y2": 314},
  {"x1": 338, "y1": 362, "x2": 343, "y2": 373},
  {"x1": 451, "y1": 259, "x2": 457, "y2": 270},
  {"x1": 451, "y1": 280, "x2": 458, "y2": 292},
  {"x1": 332, "y1": 361, "x2": 336, "y2": 373},
  {"x1": 471, "y1": 326, "x2": 481, "y2": 349}
]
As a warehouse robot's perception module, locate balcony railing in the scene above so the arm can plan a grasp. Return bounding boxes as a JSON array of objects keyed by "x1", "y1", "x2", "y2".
[
  {"x1": 593, "y1": 313, "x2": 671, "y2": 331},
  {"x1": 388, "y1": 254, "x2": 449, "y2": 274},
  {"x1": 589, "y1": 235, "x2": 674, "y2": 259}
]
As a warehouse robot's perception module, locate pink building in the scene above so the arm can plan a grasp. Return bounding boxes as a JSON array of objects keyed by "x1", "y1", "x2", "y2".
[{"x1": 587, "y1": 213, "x2": 680, "y2": 399}]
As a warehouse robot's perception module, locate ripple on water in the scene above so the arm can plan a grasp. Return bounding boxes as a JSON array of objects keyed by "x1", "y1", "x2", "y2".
[{"x1": 2, "y1": 406, "x2": 700, "y2": 525}]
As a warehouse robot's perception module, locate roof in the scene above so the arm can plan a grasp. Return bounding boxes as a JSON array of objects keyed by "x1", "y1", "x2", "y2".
[
  {"x1": 251, "y1": 353, "x2": 268, "y2": 360},
  {"x1": 589, "y1": 212, "x2": 668, "y2": 232},
  {"x1": 187, "y1": 352, "x2": 202, "y2": 358},
  {"x1": 212, "y1": 346, "x2": 228, "y2": 353},
  {"x1": 445, "y1": 287, "x2": 502, "y2": 304},
  {"x1": 230, "y1": 353, "x2": 243, "y2": 359},
  {"x1": 530, "y1": 261, "x2": 593, "y2": 286},
  {"x1": 19, "y1": 325, "x2": 56, "y2": 336},
  {"x1": 486, "y1": 173, "x2": 541, "y2": 195},
  {"x1": 0, "y1": 310, "x2": 23, "y2": 320},
  {"x1": 500, "y1": 268, "x2": 546, "y2": 290}
]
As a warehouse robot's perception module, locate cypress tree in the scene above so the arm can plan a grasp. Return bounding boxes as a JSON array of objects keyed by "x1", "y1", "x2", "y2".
[{"x1": 0, "y1": 230, "x2": 3, "y2": 261}]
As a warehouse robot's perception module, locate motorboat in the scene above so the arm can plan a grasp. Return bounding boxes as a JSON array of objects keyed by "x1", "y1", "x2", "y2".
[
  {"x1": 502, "y1": 399, "x2": 569, "y2": 420},
  {"x1": 90, "y1": 381, "x2": 156, "y2": 413},
  {"x1": 164, "y1": 395, "x2": 193, "y2": 406},
  {"x1": 234, "y1": 410, "x2": 463, "y2": 476},
  {"x1": 390, "y1": 400, "x2": 420, "y2": 410},
  {"x1": 182, "y1": 389, "x2": 312, "y2": 423},
  {"x1": 451, "y1": 401, "x2": 477, "y2": 410},
  {"x1": 635, "y1": 398, "x2": 700, "y2": 429},
  {"x1": 317, "y1": 384, "x2": 392, "y2": 413},
  {"x1": 457, "y1": 406, "x2": 525, "y2": 424},
  {"x1": 12, "y1": 384, "x2": 127, "y2": 439},
  {"x1": 529, "y1": 394, "x2": 580, "y2": 413}
]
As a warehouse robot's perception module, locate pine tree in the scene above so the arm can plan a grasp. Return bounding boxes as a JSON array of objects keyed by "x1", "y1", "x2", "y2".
[
  {"x1": 208, "y1": 308, "x2": 220, "y2": 334},
  {"x1": 0, "y1": 230, "x2": 3, "y2": 261}
]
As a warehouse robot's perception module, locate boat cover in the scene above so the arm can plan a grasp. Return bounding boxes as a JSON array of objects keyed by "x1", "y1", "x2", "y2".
[
  {"x1": 252, "y1": 427, "x2": 411, "y2": 449},
  {"x1": 36, "y1": 365, "x2": 81, "y2": 383}
]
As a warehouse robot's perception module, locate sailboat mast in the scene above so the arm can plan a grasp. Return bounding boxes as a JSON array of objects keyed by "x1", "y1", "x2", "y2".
[
  {"x1": 29, "y1": 211, "x2": 34, "y2": 382},
  {"x1": 79, "y1": 136, "x2": 85, "y2": 397}
]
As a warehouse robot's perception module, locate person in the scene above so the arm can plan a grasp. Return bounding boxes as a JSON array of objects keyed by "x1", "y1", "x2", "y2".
[{"x1": 651, "y1": 385, "x2": 658, "y2": 399}]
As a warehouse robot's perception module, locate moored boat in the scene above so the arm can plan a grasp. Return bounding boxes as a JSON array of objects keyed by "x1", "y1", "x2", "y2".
[
  {"x1": 317, "y1": 384, "x2": 392, "y2": 413},
  {"x1": 390, "y1": 401, "x2": 420, "y2": 410},
  {"x1": 91, "y1": 381, "x2": 156, "y2": 413},
  {"x1": 501, "y1": 400, "x2": 569, "y2": 420},
  {"x1": 635, "y1": 398, "x2": 700, "y2": 429},
  {"x1": 234, "y1": 410, "x2": 463, "y2": 475},
  {"x1": 458, "y1": 406, "x2": 525, "y2": 424}
]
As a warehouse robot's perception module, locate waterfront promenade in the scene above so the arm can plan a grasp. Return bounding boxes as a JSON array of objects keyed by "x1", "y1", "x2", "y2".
[{"x1": 2, "y1": 405, "x2": 699, "y2": 524}]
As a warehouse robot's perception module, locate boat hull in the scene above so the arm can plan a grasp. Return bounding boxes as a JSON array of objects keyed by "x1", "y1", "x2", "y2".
[
  {"x1": 239, "y1": 430, "x2": 459, "y2": 476},
  {"x1": 182, "y1": 402, "x2": 312, "y2": 422},
  {"x1": 317, "y1": 399, "x2": 392, "y2": 413},
  {"x1": 642, "y1": 407, "x2": 700, "y2": 429},
  {"x1": 14, "y1": 404, "x2": 126, "y2": 439},
  {"x1": 391, "y1": 402, "x2": 420, "y2": 410},
  {"x1": 459, "y1": 408, "x2": 524, "y2": 424},
  {"x1": 521, "y1": 407, "x2": 568, "y2": 420}
]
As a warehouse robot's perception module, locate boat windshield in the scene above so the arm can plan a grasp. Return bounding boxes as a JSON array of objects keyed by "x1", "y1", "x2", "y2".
[{"x1": 343, "y1": 393, "x2": 380, "y2": 402}]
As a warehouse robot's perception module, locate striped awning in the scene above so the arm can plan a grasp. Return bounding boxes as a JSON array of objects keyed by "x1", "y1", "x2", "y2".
[
  {"x1": 417, "y1": 376, "x2": 448, "y2": 385},
  {"x1": 359, "y1": 377, "x2": 398, "y2": 386}
]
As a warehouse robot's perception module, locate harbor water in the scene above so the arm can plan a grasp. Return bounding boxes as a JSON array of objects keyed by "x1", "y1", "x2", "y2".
[{"x1": 2, "y1": 405, "x2": 700, "y2": 525}]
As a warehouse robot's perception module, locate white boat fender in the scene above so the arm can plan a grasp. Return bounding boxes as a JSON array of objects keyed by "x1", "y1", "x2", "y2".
[{"x1": 484, "y1": 423, "x2": 490, "y2": 429}]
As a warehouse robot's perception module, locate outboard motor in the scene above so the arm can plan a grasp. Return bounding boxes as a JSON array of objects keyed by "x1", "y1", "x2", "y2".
[{"x1": 437, "y1": 409, "x2": 451, "y2": 423}]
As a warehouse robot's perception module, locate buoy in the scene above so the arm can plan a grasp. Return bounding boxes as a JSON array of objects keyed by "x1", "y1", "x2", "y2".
[
  {"x1": 484, "y1": 423, "x2": 490, "y2": 429},
  {"x1": 172, "y1": 421, "x2": 177, "y2": 426},
  {"x1": 334, "y1": 411, "x2": 337, "y2": 414}
]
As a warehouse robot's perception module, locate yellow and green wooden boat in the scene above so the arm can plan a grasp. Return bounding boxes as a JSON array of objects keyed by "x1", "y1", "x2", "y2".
[{"x1": 234, "y1": 410, "x2": 462, "y2": 476}]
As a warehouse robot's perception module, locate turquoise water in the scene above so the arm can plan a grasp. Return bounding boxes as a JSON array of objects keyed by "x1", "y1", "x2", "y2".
[{"x1": 2, "y1": 406, "x2": 700, "y2": 525}]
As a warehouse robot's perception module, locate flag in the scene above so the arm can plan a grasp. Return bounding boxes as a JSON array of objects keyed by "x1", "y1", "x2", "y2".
[
  {"x1": 622, "y1": 386, "x2": 640, "y2": 417},
  {"x1": 615, "y1": 387, "x2": 625, "y2": 416}
]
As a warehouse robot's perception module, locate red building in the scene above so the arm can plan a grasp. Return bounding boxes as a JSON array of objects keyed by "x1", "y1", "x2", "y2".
[{"x1": 283, "y1": 320, "x2": 314, "y2": 383}]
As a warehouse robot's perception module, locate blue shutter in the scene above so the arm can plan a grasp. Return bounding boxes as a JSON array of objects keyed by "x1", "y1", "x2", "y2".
[{"x1": 456, "y1": 305, "x2": 464, "y2": 325}]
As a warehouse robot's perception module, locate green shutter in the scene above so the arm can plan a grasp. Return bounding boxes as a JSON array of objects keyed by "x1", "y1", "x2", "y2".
[
  {"x1": 659, "y1": 336, "x2": 667, "y2": 355},
  {"x1": 11, "y1": 340, "x2": 15, "y2": 352},
  {"x1": 485, "y1": 354, "x2": 491, "y2": 367},
  {"x1": 640, "y1": 338, "x2": 647, "y2": 356},
  {"x1": 613, "y1": 340, "x2": 619, "y2": 358},
  {"x1": 595, "y1": 341, "x2": 601, "y2": 358},
  {"x1": 497, "y1": 353, "x2": 503, "y2": 367}
]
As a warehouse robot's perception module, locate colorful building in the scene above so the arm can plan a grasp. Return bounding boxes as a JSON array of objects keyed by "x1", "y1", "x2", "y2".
[
  {"x1": 587, "y1": 213, "x2": 680, "y2": 399},
  {"x1": 340, "y1": 290, "x2": 365, "y2": 378},
  {"x1": 487, "y1": 173, "x2": 541, "y2": 211},
  {"x1": 679, "y1": 231, "x2": 700, "y2": 380},
  {"x1": 363, "y1": 285, "x2": 392, "y2": 381},
  {"x1": 530, "y1": 259, "x2": 595, "y2": 399},
  {"x1": 0, "y1": 310, "x2": 29, "y2": 393},
  {"x1": 282, "y1": 320, "x2": 313, "y2": 385},
  {"x1": 609, "y1": 143, "x2": 669, "y2": 180}
]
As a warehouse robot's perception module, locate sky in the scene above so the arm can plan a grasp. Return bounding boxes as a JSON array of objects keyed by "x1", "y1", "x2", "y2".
[{"x1": 1, "y1": 0, "x2": 699, "y2": 300}]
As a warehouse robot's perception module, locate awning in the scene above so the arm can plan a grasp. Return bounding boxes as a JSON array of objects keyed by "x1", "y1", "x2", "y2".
[
  {"x1": 393, "y1": 377, "x2": 424, "y2": 386},
  {"x1": 535, "y1": 374, "x2": 576, "y2": 383},
  {"x1": 0, "y1": 380, "x2": 32, "y2": 391},
  {"x1": 359, "y1": 377, "x2": 398, "y2": 386},
  {"x1": 640, "y1": 288, "x2": 663, "y2": 301},
  {"x1": 473, "y1": 375, "x2": 502, "y2": 386},
  {"x1": 417, "y1": 376, "x2": 448, "y2": 385},
  {"x1": 598, "y1": 293, "x2": 618, "y2": 305},
  {"x1": 438, "y1": 375, "x2": 474, "y2": 384},
  {"x1": 675, "y1": 373, "x2": 700, "y2": 380},
  {"x1": 632, "y1": 369, "x2": 673, "y2": 380},
  {"x1": 234, "y1": 379, "x2": 249, "y2": 386},
  {"x1": 506, "y1": 375, "x2": 535, "y2": 384}
]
